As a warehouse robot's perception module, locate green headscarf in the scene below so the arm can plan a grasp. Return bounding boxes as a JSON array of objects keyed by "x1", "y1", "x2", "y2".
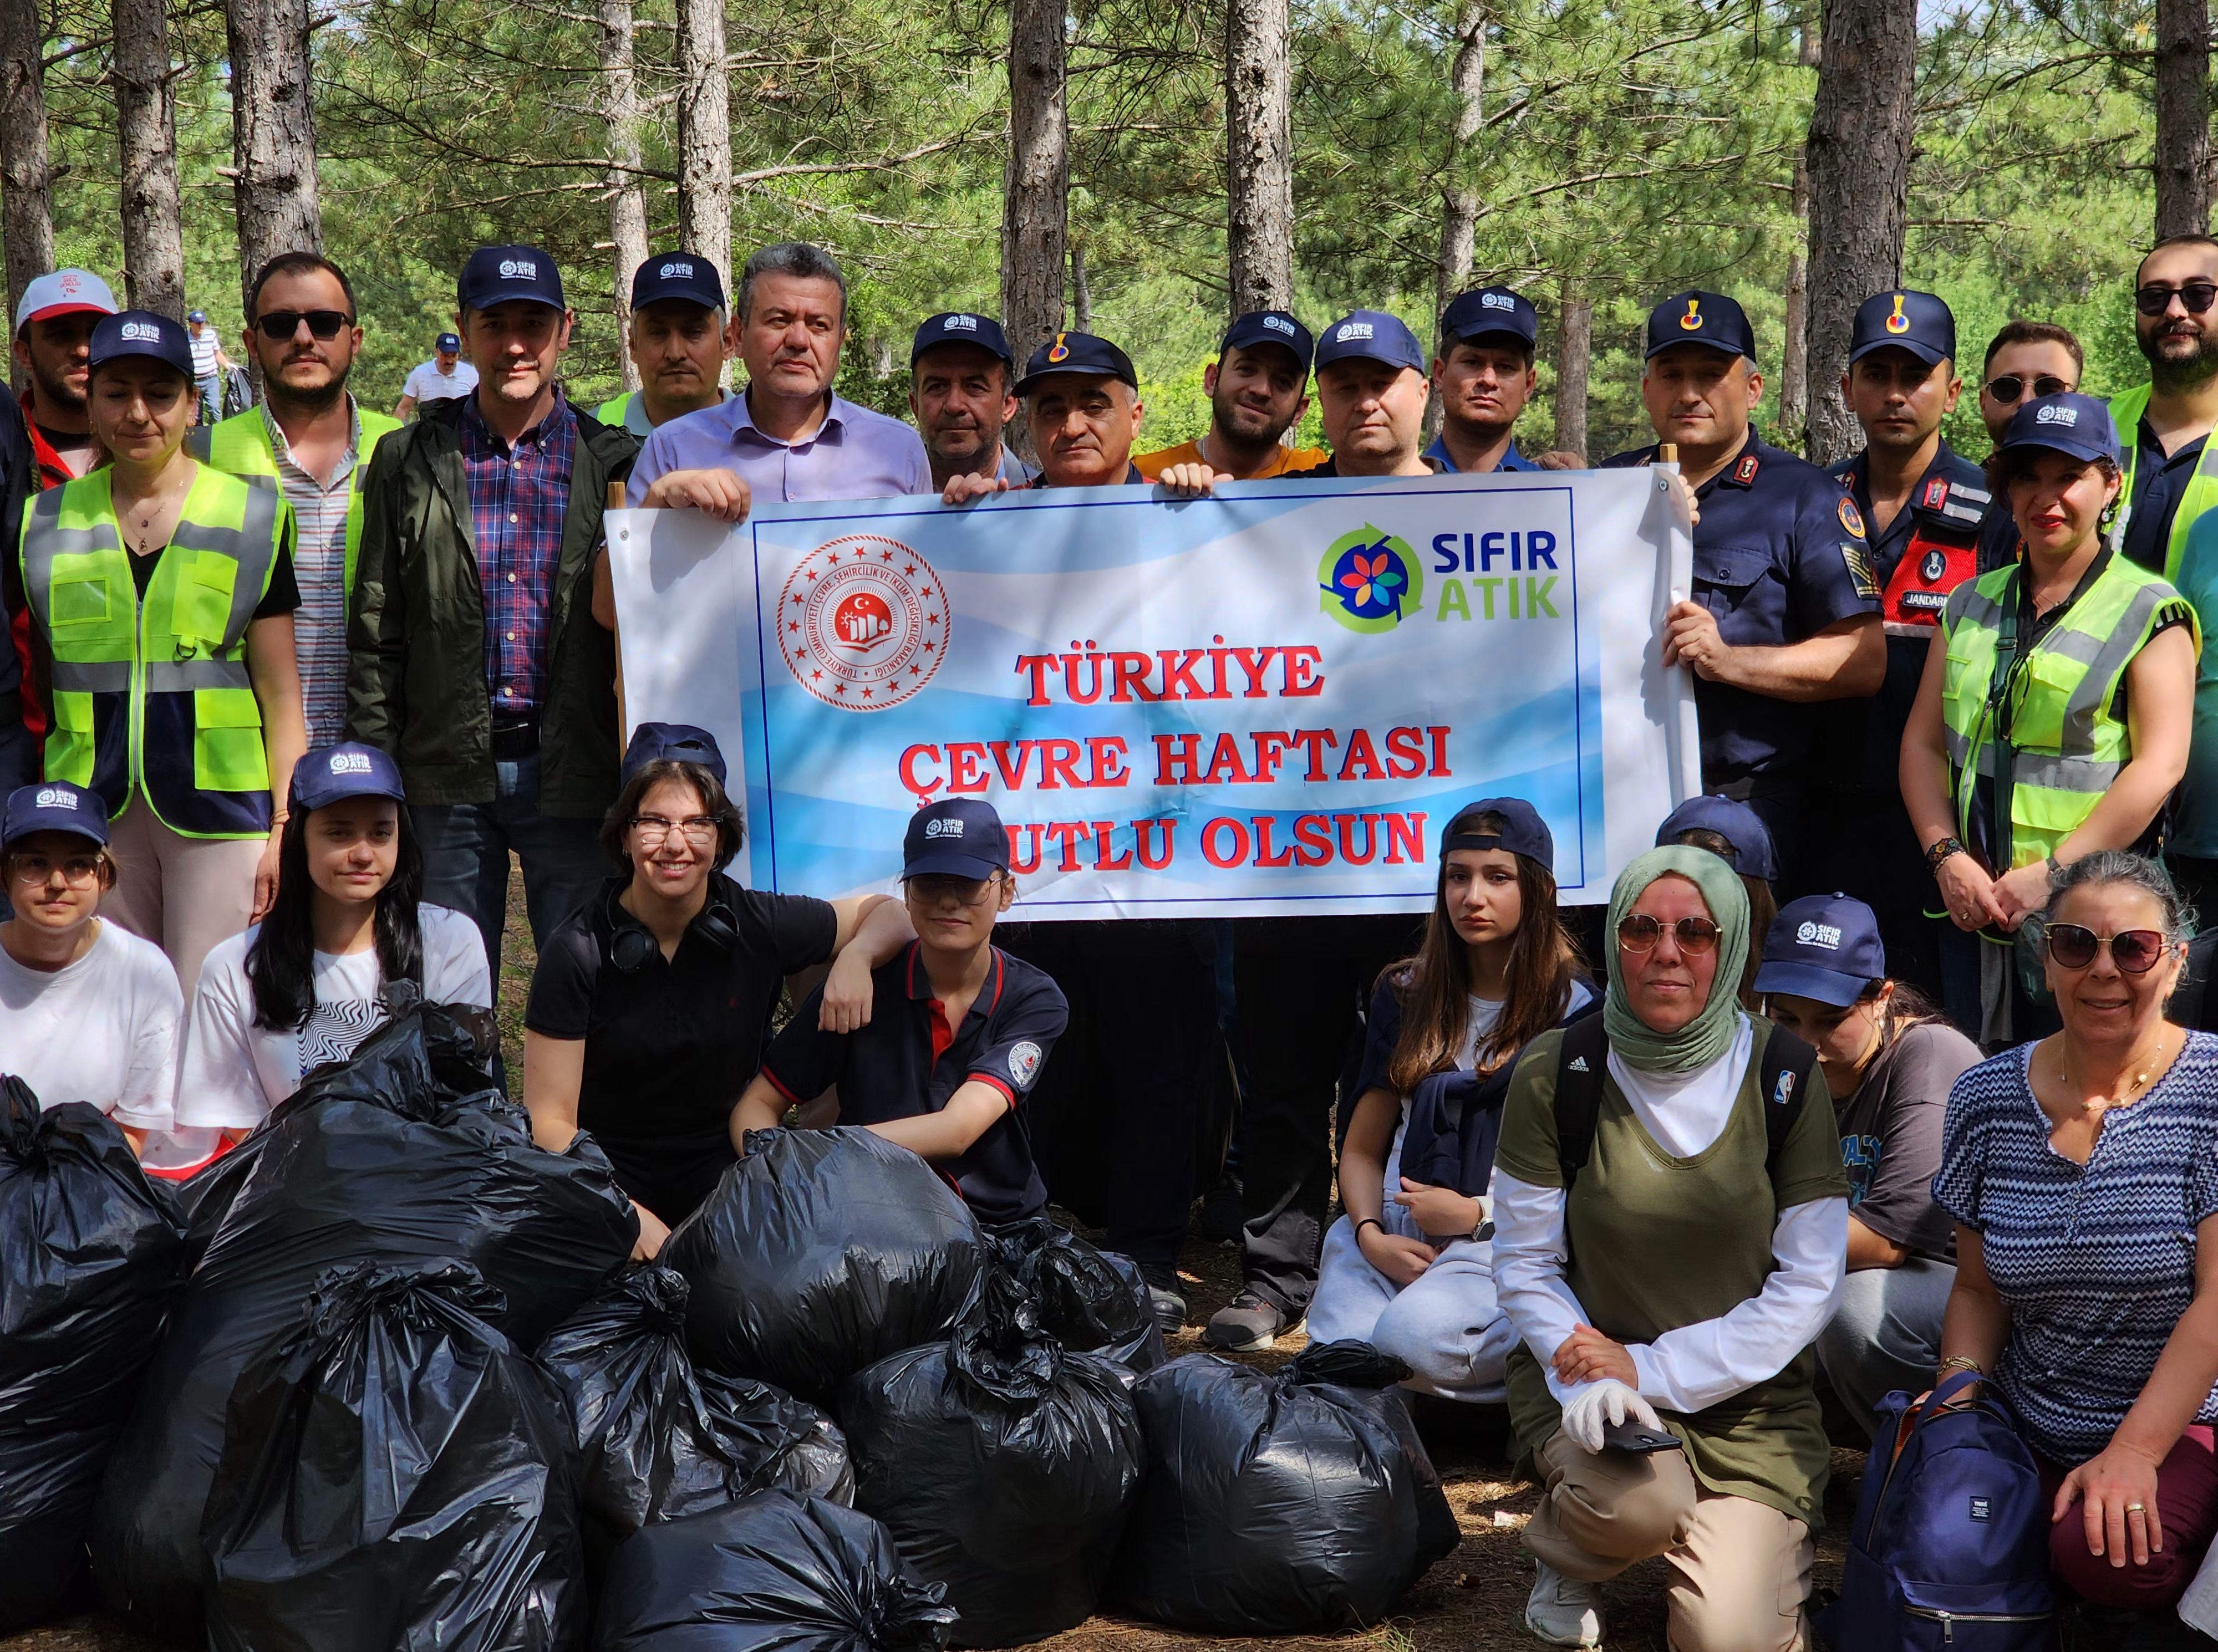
[{"x1": 1603, "y1": 844, "x2": 1751, "y2": 1073}]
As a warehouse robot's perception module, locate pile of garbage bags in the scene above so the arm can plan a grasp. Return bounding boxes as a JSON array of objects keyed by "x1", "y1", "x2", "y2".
[{"x1": 1, "y1": 1006, "x2": 1459, "y2": 1651}]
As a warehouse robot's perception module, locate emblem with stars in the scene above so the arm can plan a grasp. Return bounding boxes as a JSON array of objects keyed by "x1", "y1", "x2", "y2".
[{"x1": 779, "y1": 534, "x2": 950, "y2": 711}]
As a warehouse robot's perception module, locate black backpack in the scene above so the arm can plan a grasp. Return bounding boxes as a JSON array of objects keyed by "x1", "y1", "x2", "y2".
[{"x1": 1551, "y1": 1013, "x2": 1818, "y2": 1192}]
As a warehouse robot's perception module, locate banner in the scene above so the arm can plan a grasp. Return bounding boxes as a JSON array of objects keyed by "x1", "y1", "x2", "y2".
[{"x1": 607, "y1": 468, "x2": 1698, "y2": 917}]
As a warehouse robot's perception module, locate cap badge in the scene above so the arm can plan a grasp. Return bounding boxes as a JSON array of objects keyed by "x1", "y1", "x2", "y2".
[
  {"x1": 119, "y1": 320, "x2": 159, "y2": 342},
  {"x1": 1481, "y1": 291, "x2": 1515, "y2": 311},
  {"x1": 1885, "y1": 294, "x2": 1911, "y2": 334},
  {"x1": 330, "y1": 751, "x2": 374, "y2": 775},
  {"x1": 33, "y1": 787, "x2": 73, "y2": 809},
  {"x1": 1263, "y1": 313, "x2": 1294, "y2": 335},
  {"x1": 57, "y1": 273, "x2": 79, "y2": 294},
  {"x1": 944, "y1": 313, "x2": 978, "y2": 331},
  {"x1": 658, "y1": 260, "x2": 691, "y2": 279},
  {"x1": 1795, "y1": 920, "x2": 1843, "y2": 948},
  {"x1": 2036, "y1": 402, "x2": 2078, "y2": 426},
  {"x1": 498, "y1": 258, "x2": 538, "y2": 280},
  {"x1": 1679, "y1": 298, "x2": 1703, "y2": 332},
  {"x1": 924, "y1": 815, "x2": 965, "y2": 839},
  {"x1": 1337, "y1": 320, "x2": 1375, "y2": 341},
  {"x1": 1046, "y1": 332, "x2": 1070, "y2": 363},
  {"x1": 1839, "y1": 496, "x2": 1867, "y2": 537}
]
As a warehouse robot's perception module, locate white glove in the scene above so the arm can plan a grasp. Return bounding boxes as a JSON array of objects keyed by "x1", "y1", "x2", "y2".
[{"x1": 1560, "y1": 1377, "x2": 1663, "y2": 1455}]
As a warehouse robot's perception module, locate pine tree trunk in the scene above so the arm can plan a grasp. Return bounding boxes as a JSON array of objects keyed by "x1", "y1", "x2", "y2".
[
  {"x1": 0, "y1": 0, "x2": 54, "y2": 332},
  {"x1": 1779, "y1": 153, "x2": 1811, "y2": 452},
  {"x1": 601, "y1": 0, "x2": 647, "y2": 391},
  {"x1": 1070, "y1": 241, "x2": 1091, "y2": 332},
  {"x1": 675, "y1": 0, "x2": 730, "y2": 296},
  {"x1": 2156, "y1": 0, "x2": 2211, "y2": 240},
  {"x1": 1001, "y1": 0, "x2": 1067, "y2": 363},
  {"x1": 1225, "y1": 0, "x2": 1292, "y2": 314},
  {"x1": 228, "y1": 0, "x2": 323, "y2": 314},
  {"x1": 1433, "y1": 0, "x2": 1485, "y2": 322},
  {"x1": 1553, "y1": 279, "x2": 1591, "y2": 460},
  {"x1": 115, "y1": 0, "x2": 187, "y2": 319}
]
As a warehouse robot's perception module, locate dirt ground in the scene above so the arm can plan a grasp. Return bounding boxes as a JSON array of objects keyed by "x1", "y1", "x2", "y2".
[{"x1": 2, "y1": 860, "x2": 1861, "y2": 1652}]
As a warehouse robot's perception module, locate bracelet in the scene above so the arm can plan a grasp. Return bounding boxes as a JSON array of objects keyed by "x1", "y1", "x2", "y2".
[
  {"x1": 1354, "y1": 1217, "x2": 1384, "y2": 1240},
  {"x1": 1936, "y1": 1355, "x2": 1985, "y2": 1380},
  {"x1": 1925, "y1": 836, "x2": 1967, "y2": 875}
]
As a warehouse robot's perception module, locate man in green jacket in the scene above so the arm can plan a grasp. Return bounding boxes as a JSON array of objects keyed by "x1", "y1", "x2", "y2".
[
  {"x1": 2113, "y1": 233, "x2": 2218, "y2": 580},
  {"x1": 347, "y1": 243, "x2": 638, "y2": 976}
]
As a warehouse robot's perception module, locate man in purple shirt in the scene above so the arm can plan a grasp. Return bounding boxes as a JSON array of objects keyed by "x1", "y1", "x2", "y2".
[{"x1": 625, "y1": 242, "x2": 928, "y2": 519}]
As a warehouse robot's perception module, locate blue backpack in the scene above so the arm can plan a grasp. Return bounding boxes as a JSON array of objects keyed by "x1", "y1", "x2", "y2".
[{"x1": 1819, "y1": 1371, "x2": 2056, "y2": 1650}]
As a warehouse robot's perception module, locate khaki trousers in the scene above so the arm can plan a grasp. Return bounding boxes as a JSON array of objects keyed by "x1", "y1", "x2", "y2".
[
  {"x1": 1524, "y1": 1429, "x2": 1813, "y2": 1652},
  {"x1": 104, "y1": 798, "x2": 265, "y2": 998}
]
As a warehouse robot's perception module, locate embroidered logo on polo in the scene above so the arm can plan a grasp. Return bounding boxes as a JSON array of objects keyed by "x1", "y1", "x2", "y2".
[
  {"x1": 1008, "y1": 1040, "x2": 1043, "y2": 1087},
  {"x1": 780, "y1": 535, "x2": 949, "y2": 711}
]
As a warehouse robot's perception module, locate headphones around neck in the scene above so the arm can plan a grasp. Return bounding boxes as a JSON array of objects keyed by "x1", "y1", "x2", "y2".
[{"x1": 609, "y1": 883, "x2": 739, "y2": 972}]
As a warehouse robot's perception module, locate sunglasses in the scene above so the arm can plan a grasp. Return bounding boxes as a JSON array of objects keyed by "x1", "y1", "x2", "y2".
[
  {"x1": 2045, "y1": 923, "x2": 2170, "y2": 974},
  {"x1": 1985, "y1": 373, "x2": 2072, "y2": 403},
  {"x1": 1616, "y1": 914, "x2": 1722, "y2": 955},
  {"x1": 2135, "y1": 282, "x2": 2218, "y2": 317},
  {"x1": 254, "y1": 309, "x2": 353, "y2": 341}
]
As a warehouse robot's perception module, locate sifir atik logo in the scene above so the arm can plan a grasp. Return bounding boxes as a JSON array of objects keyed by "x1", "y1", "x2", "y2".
[{"x1": 1318, "y1": 525, "x2": 1423, "y2": 634}]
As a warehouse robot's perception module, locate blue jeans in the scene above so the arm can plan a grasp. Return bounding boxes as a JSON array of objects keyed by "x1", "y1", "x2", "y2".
[
  {"x1": 410, "y1": 750, "x2": 608, "y2": 982},
  {"x1": 195, "y1": 373, "x2": 222, "y2": 425}
]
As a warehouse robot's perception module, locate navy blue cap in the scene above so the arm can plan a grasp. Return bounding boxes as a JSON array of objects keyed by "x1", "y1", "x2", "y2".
[
  {"x1": 903, "y1": 798, "x2": 1010, "y2": 880},
  {"x1": 458, "y1": 244, "x2": 566, "y2": 313},
  {"x1": 1656, "y1": 794, "x2": 1778, "y2": 884},
  {"x1": 1014, "y1": 330, "x2": 1138, "y2": 395},
  {"x1": 1850, "y1": 289, "x2": 1956, "y2": 368},
  {"x1": 2, "y1": 781, "x2": 107, "y2": 849},
  {"x1": 1220, "y1": 310, "x2": 1315, "y2": 372},
  {"x1": 912, "y1": 312, "x2": 1015, "y2": 368},
  {"x1": 186, "y1": 309, "x2": 207, "y2": 324},
  {"x1": 1314, "y1": 310, "x2": 1427, "y2": 375},
  {"x1": 1645, "y1": 290, "x2": 1756, "y2": 361},
  {"x1": 1755, "y1": 893, "x2": 1888, "y2": 1006},
  {"x1": 2001, "y1": 392, "x2": 2123, "y2": 467},
  {"x1": 1440, "y1": 286, "x2": 1538, "y2": 350},
  {"x1": 289, "y1": 742, "x2": 408, "y2": 813},
  {"x1": 435, "y1": 332, "x2": 461, "y2": 351},
  {"x1": 621, "y1": 722, "x2": 728, "y2": 788},
  {"x1": 88, "y1": 310, "x2": 194, "y2": 379},
  {"x1": 630, "y1": 252, "x2": 725, "y2": 314},
  {"x1": 1443, "y1": 797, "x2": 1553, "y2": 875}
]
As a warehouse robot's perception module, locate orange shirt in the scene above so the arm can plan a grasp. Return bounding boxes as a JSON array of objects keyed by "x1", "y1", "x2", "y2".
[{"x1": 1132, "y1": 437, "x2": 1329, "y2": 481}]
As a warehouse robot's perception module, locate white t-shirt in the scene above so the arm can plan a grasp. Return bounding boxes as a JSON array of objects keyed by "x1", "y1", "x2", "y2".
[
  {"x1": 0, "y1": 920, "x2": 182, "y2": 1129},
  {"x1": 403, "y1": 358, "x2": 479, "y2": 405},
  {"x1": 176, "y1": 905, "x2": 491, "y2": 1129}
]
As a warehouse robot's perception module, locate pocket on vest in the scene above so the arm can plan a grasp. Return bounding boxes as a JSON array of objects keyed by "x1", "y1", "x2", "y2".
[{"x1": 191, "y1": 687, "x2": 266, "y2": 793}]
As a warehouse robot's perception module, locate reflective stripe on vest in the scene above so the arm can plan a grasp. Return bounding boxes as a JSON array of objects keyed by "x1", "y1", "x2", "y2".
[
  {"x1": 21, "y1": 467, "x2": 286, "y2": 838},
  {"x1": 196, "y1": 405, "x2": 399, "y2": 596},
  {"x1": 2109, "y1": 383, "x2": 2218, "y2": 583},
  {"x1": 1938, "y1": 557, "x2": 2196, "y2": 868}
]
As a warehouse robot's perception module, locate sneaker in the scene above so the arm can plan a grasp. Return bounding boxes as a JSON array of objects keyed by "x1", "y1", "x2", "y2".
[
  {"x1": 1203, "y1": 1286, "x2": 1291, "y2": 1351},
  {"x1": 1524, "y1": 1560, "x2": 1606, "y2": 1648},
  {"x1": 1140, "y1": 1269, "x2": 1187, "y2": 1333},
  {"x1": 1197, "y1": 1174, "x2": 1245, "y2": 1245}
]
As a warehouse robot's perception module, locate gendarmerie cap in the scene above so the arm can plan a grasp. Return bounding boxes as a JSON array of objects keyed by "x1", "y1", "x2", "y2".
[
  {"x1": 1314, "y1": 310, "x2": 1427, "y2": 375},
  {"x1": 1755, "y1": 893, "x2": 1888, "y2": 1007},
  {"x1": 621, "y1": 722, "x2": 729, "y2": 788},
  {"x1": 1849, "y1": 288, "x2": 1956, "y2": 369},
  {"x1": 630, "y1": 252, "x2": 725, "y2": 314},
  {"x1": 1220, "y1": 309, "x2": 1315, "y2": 372},
  {"x1": 1013, "y1": 330, "x2": 1138, "y2": 395},
  {"x1": 87, "y1": 310, "x2": 194, "y2": 379},
  {"x1": 2, "y1": 781, "x2": 107, "y2": 849},
  {"x1": 2000, "y1": 392, "x2": 2124, "y2": 468},
  {"x1": 1655, "y1": 794, "x2": 1778, "y2": 884},
  {"x1": 1439, "y1": 286, "x2": 1538, "y2": 351},
  {"x1": 459, "y1": 244, "x2": 567, "y2": 313},
  {"x1": 903, "y1": 797, "x2": 1010, "y2": 880},
  {"x1": 913, "y1": 312, "x2": 1015, "y2": 369},
  {"x1": 1442, "y1": 797, "x2": 1554, "y2": 875},
  {"x1": 1645, "y1": 289, "x2": 1755, "y2": 361},
  {"x1": 289, "y1": 743, "x2": 408, "y2": 813}
]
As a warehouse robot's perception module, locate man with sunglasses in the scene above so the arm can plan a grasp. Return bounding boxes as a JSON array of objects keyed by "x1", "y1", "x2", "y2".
[
  {"x1": 1973, "y1": 322, "x2": 2084, "y2": 572},
  {"x1": 191, "y1": 252, "x2": 400, "y2": 749},
  {"x1": 2113, "y1": 235, "x2": 2218, "y2": 581}
]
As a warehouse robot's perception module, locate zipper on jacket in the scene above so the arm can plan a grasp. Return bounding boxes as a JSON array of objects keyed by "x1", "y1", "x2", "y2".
[{"x1": 1905, "y1": 1604, "x2": 2052, "y2": 1643}]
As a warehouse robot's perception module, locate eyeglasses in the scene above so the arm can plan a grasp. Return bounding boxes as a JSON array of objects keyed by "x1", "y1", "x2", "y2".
[
  {"x1": 1985, "y1": 373, "x2": 2072, "y2": 403},
  {"x1": 254, "y1": 309, "x2": 353, "y2": 340},
  {"x1": 2045, "y1": 923, "x2": 2169, "y2": 974},
  {"x1": 2135, "y1": 282, "x2": 2218, "y2": 317},
  {"x1": 630, "y1": 814, "x2": 718, "y2": 848},
  {"x1": 8, "y1": 852, "x2": 101, "y2": 886},
  {"x1": 1616, "y1": 914, "x2": 1722, "y2": 955}
]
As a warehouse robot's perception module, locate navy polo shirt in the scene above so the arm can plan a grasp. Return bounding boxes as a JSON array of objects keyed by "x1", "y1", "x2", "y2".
[
  {"x1": 2124, "y1": 417, "x2": 2210, "y2": 573},
  {"x1": 1423, "y1": 433, "x2": 1540, "y2": 473},
  {"x1": 759, "y1": 941, "x2": 1068, "y2": 1223},
  {"x1": 1604, "y1": 430, "x2": 1879, "y2": 783}
]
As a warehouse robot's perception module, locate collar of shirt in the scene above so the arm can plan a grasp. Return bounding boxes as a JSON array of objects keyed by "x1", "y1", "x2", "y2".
[
  {"x1": 2138, "y1": 414, "x2": 2210, "y2": 476},
  {"x1": 261, "y1": 395, "x2": 361, "y2": 493},
  {"x1": 726, "y1": 386, "x2": 852, "y2": 454},
  {"x1": 462, "y1": 385, "x2": 574, "y2": 457},
  {"x1": 1424, "y1": 432, "x2": 1538, "y2": 473},
  {"x1": 1695, "y1": 429, "x2": 1763, "y2": 496},
  {"x1": 20, "y1": 386, "x2": 100, "y2": 486},
  {"x1": 1837, "y1": 439, "x2": 1968, "y2": 559}
]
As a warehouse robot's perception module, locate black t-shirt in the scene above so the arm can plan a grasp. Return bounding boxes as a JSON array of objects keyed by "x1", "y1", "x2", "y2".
[
  {"x1": 759, "y1": 941, "x2": 1068, "y2": 1223},
  {"x1": 526, "y1": 873, "x2": 838, "y2": 1210},
  {"x1": 127, "y1": 540, "x2": 301, "y2": 618}
]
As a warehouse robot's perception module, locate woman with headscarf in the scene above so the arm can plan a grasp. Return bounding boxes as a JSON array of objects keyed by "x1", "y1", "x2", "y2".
[{"x1": 1492, "y1": 847, "x2": 1850, "y2": 1652}]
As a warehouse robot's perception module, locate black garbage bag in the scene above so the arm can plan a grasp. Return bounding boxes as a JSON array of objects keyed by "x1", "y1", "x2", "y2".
[
  {"x1": 89, "y1": 1002, "x2": 635, "y2": 1640},
  {"x1": 202, "y1": 1261, "x2": 585, "y2": 1652},
  {"x1": 0, "y1": 1082, "x2": 183, "y2": 1631},
  {"x1": 840, "y1": 1271, "x2": 1142, "y2": 1647},
  {"x1": 1108, "y1": 1341, "x2": 1460, "y2": 1633},
  {"x1": 985, "y1": 1217, "x2": 1163, "y2": 1372},
  {"x1": 665, "y1": 1128, "x2": 985, "y2": 1400},
  {"x1": 538, "y1": 1266, "x2": 854, "y2": 1560},
  {"x1": 593, "y1": 1492, "x2": 955, "y2": 1652}
]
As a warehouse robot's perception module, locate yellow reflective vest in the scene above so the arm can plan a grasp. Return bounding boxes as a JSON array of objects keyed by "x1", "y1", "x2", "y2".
[
  {"x1": 190, "y1": 403, "x2": 400, "y2": 598},
  {"x1": 2109, "y1": 383, "x2": 2218, "y2": 584}
]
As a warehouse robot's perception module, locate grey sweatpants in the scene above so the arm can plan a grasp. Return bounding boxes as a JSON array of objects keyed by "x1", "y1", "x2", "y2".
[
  {"x1": 1815, "y1": 1255, "x2": 1956, "y2": 1439},
  {"x1": 1305, "y1": 1212, "x2": 1517, "y2": 1401}
]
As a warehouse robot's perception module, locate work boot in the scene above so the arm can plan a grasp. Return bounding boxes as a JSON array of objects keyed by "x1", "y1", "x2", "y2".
[{"x1": 1140, "y1": 1267, "x2": 1187, "y2": 1333}]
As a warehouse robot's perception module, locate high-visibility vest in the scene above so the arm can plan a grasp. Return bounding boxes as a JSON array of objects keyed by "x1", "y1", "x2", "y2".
[
  {"x1": 2109, "y1": 383, "x2": 2218, "y2": 583},
  {"x1": 190, "y1": 404, "x2": 400, "y2": 598},
  {"x1": 20, "y1": 466, "x2": 291, "y2": 838},
  {"x1": 594, "y1": 390, "x2": 635, "y2": 430},
  {"x1": 1939, "y1": 554, "x2": 2196, "y2": 869}
]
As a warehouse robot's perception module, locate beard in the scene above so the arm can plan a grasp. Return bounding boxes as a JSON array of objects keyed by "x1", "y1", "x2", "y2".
[
  {"x1": 1212, "y1": 387, "x2": 1291, "y2": 447},
  {"x1": 29, "y1": 358, "x2": 84, "y2": 415},
  {"x1": 2144, "y1": 325, "x2": 2218, "y2": 394},
  {"x1": 264, "y1": 358, "x2": 350, "y2": 417}
]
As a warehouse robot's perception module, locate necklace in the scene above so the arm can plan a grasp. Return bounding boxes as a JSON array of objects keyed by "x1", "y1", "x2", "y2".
[
  {"x1": 2057, "y1": 1027, "x2": 2176, "y2": 1112},
  {"x1": 113, "y1": 467, "x2": 192, "y2": 557}
]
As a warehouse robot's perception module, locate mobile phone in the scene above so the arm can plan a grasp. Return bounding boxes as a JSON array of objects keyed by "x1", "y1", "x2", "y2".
[{"x1": 1602, "y1": 1419, "x2": 1683, "y2": 1455}]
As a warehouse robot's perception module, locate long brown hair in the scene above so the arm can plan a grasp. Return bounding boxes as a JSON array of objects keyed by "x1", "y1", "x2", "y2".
[{"x1": 1382, "y1": 809, "x2": 1584, "y2": 1095}]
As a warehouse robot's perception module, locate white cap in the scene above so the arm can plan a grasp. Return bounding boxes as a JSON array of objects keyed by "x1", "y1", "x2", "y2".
[{"x1": 15, "y1": 269, "x2": 118, "y2": 335}]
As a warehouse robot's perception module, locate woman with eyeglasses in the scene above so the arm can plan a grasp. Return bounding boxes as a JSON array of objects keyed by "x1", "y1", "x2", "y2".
[
  {"x1": 1493, "y1": 847, "x2": 1848, "y2": 1652},
  {"x1": 1972, "y1": 321, "x2": 2084, "y2": 575},
  {"x1": 0, "y1": 781, "x2": 181, "y2": 1146},
  {"x1": 523, "y1": 723, "x2": 908, "y2": 1258},
  {"x1": 175, "y1": 741, "x2": 487, "y2": 1138},
  {"x1": 1902, "y1": 392, "x2": 2197, "y2": 1049},
  {"x1": 1932, "y1": 852, "x2": 2218, "y2": 1622}
]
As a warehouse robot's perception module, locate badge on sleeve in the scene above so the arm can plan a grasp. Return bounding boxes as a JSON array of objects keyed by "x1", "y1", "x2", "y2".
[
  {"x1": 1008, "y1": 1041, "x2": 1043, "y2": 1088},
  {"x1": 1841, "y1": 540, "x2": 1878, "y2": 599},
  {"x1": 1838, "y1": 496, "x2": 1868, "y2": 539}
]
